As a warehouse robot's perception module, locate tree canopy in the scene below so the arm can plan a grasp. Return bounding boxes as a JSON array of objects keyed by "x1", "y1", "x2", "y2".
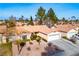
[
  {"x1": 6, "y1": 15, "x2": 16, "y2": 28},
  {"x1": 28, "y1": 16, "x2": 34, "y2": 25},
  {"x1": 47, "y1": 8, "x2": 58, "y2": 25},
  {"x1": 36, "y1": 6, "x2": 46, "y2": 25}
]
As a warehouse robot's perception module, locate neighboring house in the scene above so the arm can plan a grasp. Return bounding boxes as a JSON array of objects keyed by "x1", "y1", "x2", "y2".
[
  {"x1": 67, "y1": 28, "x2": 79, "y2": 39},
  {"x1": 15, "y1": 26, "x2": 31, "y2": 40},
  {"x1": 16, "y1": 22, "x2": 27, "y2": 26},
  {"x1": 51, "y1": 24, "x2": 79, "y2": 38}
]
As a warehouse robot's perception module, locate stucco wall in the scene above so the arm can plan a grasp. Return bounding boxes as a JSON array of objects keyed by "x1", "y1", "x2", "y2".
[{"x1": 67, "y1": 29, "x2": 78, "y2": 39}]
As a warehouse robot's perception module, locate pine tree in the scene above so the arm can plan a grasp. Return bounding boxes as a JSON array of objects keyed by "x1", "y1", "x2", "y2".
[
  {"x1": 47, "y1": 8, "x2": 58, "y2": 26},
  {"x1": 36, "y1": 6, "x2": 46, "y2": 25}
]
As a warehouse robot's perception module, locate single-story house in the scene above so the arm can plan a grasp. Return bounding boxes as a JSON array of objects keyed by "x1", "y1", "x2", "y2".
[
  {"x1": 15, "y1": 26, "x2": 32, "y2": 39},
  {"x1": 37, "y1": 27, "x2": 61, "y2": 42},
  {"x1": 15, "y1": 25, "x2": 61, "y2": 42},
  {"x1": 51, "y1": 24, "x2": 79, "y2": 39},
  {"x1": 67, "y1": 28, "x2": 79, "y2": 39}
]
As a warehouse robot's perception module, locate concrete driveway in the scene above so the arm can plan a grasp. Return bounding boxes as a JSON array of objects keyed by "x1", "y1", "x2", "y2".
[{"x1": 50, "y1": 39, "x2": 79, "y2": 56}]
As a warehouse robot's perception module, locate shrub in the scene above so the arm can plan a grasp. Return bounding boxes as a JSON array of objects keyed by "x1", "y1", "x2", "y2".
[
  {"x1": 62, "y1": 36, "x2": 68, "y2": 40},
  {"x1": 15, "y1": 40, "x2": 22, "y2": 45}
]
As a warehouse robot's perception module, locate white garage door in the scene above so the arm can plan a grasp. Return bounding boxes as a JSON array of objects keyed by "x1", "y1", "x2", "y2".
[{"x1": 48, "y1": 32, "x2": 61, "y2": 42}]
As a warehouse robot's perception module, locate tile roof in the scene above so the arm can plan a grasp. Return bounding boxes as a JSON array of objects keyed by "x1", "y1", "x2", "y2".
[
  {"x1": 16, "y1": 25, "x2": 53, "y2": 35},
  {"x1": 52, "y1": 24, "x2": 79, "y2": 33}
]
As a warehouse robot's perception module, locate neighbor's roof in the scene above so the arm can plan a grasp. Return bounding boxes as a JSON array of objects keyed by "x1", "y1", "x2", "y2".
[
  {"x1": 16, "y1": 25, "x2": 53, "y2": 35},
  {"x1": 15, "y1": 26, "x2": 30, "y2": 34},
  {"x1": 51, "y1": 24, "x2": 78, "y2": 33},
  {"x1": 16, "y1": 22, "x2": 24, "y2": 26}
]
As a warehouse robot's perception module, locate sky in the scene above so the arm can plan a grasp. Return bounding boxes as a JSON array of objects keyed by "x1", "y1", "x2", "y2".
[{"x1": 0, "y1": 3, "x2": 79, "y2": 19}]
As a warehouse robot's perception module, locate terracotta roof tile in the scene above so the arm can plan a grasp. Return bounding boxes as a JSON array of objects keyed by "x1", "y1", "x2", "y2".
[
  {"x1": 16, "y1": 25, "x2": 53, "y2": 35},
  {"x1": 52, "y1": 24, "x2": 79, "y2": 33}
]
